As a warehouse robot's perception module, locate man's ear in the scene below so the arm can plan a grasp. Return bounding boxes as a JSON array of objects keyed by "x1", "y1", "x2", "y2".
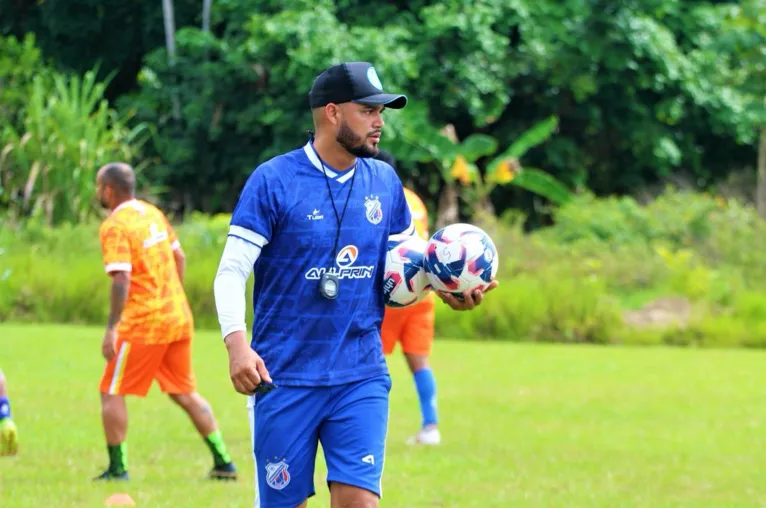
[{"x1": 326, "y1": 104, "x2": 341, "y2": 127}]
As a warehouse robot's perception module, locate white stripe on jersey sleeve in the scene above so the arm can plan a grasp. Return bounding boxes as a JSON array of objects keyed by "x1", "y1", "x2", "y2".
[
  {"x1": 105, "y1": 262, "x2": 132, "y2": 273},
  {"x1": 171, "y1": 240, "x2": 181, "y2": 251},
  {"x1": 214, "y1": 235, "x2": 262, "y2": 339},
  {"x1": 228, "y1": 225, "x2": 269, "y2": 249}
]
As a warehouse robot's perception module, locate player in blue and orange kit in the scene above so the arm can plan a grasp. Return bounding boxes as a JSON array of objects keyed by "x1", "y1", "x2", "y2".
[
  {"x1": 213, "y1": 61, "x2": 498, "y2": 508},
  {"x1": 374, "y1": 150, "x2": 441, "y2": 446}
]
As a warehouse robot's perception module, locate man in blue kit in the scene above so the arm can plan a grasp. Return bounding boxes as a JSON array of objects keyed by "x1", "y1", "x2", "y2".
[{"x1": 213, "y1": 61, "x2": 497, "y2": 507}]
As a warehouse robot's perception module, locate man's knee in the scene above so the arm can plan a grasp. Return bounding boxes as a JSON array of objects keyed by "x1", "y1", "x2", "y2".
[
  {"x1": 404, "y1": 353, "x2": 429, "y2": 373},
  {"x1": 169, "y1": 391, "x2": 208, "y2": 412},
  {"x1": 329, "y1": 482, "x2": 379, "y2": 508},
  {"x1": 100, "y1": 393, "x2": 125, "y2": 414},
  {"x1": 168, "y1": 392, "x2": 194, "y2": 408}
]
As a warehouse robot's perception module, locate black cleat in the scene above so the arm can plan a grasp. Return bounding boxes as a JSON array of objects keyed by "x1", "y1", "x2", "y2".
[
  {"x1": 208, "y1": 462, "x2": 238, "y2": 481},
  {"x1": 93, "y1": 469, "x2": 129, "y2": 481}
]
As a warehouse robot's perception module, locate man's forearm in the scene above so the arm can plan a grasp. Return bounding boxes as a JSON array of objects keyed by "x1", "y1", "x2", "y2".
[
  {"x1": 107, "y1": 274, "x2": 130, "y2": 329},
  {"x1": 214, "y1": 236, "x2": 260, "y2": 339},
  {"x1": 224, "y1": 331, "x2": 250, "y2": 352},
  {"x1": 173, "y1": 250, "x2": 186, "y2": 284}
]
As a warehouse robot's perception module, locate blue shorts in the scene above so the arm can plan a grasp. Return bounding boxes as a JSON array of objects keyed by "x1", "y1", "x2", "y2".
[{"x1": 250, "y1": 374, "x2": 392, "y2": 508}]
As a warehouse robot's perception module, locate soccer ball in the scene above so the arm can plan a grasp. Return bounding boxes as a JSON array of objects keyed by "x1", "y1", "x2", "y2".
[
  {"x1": 382, "y1": 234, "x2": 431, "y2": 308},
  {"x1": 423, "y1": 223, "x2": 498, "y2": 297}
]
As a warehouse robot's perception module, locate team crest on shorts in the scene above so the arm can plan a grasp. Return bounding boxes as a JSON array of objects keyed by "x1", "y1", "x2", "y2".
[
  {"x1": 265, "y1": 460, "x2": 291, "y2": 490},
  {"x1": 364, "y1": 195, "x2": 383, "y2": 225}
]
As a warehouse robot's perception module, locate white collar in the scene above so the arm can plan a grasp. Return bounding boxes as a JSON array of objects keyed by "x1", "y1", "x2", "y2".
[
  {"x1": 112, "y1": 199, "x2": 141, "y2": 214},
  {"x1": 302, "y1": 142, "x2": 358, "y2": 184}
]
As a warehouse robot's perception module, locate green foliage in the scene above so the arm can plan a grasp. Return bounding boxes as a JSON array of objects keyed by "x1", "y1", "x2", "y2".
[
  {"x1": 388, "y1": 109, "x2": 569, "y2": 222},
  {"x1": 122, "y1": 1, "x2": 421, "y2": 213},
  {"x1": 0, "y1": 63, "x2": 151, "y2": 225},
  {"x1": 509, "y1": 168, "x2": 573, "y2": 206},
  {"x1": 4, "y1": 188, "x2": 766, "y2": 350},
  {"x1": 0, "y1": 214, "x2": 251, "y2": 330},
  {"x1": 0, "y1": 33, "x2": 45, "y2": 131},
  {"x1": 544, "y1": 189, "x2": 721, "y2": 247},
  {"x1": 434, "y1": 270, "x2": 623, "y2": 345},
  {"x1": 704, "y1": 0, "x2": 766, "y2": 135},
  {"x1": 2, "y1": 0, "x2": 761, "y2": 221}
]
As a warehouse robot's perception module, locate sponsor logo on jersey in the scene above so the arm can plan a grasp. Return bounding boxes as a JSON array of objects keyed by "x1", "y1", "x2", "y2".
[
  {"x1": 304, "y1": 244, "x2": 375, "y2": 281},
  {"x1": 143, "y1": 222, "x2": 168, "y2": 249}
]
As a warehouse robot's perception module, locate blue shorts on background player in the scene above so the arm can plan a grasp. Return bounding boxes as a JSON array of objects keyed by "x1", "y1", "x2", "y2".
[{"x1": 214, "y1": 61, "x2": 498, "y2": 508}]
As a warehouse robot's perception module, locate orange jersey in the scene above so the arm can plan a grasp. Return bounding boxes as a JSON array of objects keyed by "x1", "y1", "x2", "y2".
[
  {"x1": 99, "y1": 199, "x2": 193, "y2": 344},
  {"x1": 404, "y1": 188, "x2": 429, "y2": 241}
]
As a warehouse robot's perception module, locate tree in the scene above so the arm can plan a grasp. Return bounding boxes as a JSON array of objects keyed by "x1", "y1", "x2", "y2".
[{"x1": 714, "y1": 1, "x2": 766, "y2": 215}]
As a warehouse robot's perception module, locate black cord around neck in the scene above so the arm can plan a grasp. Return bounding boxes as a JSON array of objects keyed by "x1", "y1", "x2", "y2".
[{"x1": 309, "y1": 140, "x2": 358, "y2": 270}]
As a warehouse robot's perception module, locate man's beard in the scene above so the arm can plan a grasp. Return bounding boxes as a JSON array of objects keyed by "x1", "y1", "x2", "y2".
[{"x1": 337, "y1": 121, "x2": 379, "y2": 158}]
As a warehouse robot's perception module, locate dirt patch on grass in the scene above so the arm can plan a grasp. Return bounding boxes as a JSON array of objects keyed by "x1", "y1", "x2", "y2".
[{"x1": 623, "y1": 297, "x2": 692, "y2": 328}]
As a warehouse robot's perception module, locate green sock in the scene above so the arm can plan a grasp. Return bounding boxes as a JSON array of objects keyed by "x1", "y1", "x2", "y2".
[
  {"x1": 108, "y1": 443, "x2": 127, "y2": 475},
  {"x1": 204, "y1": 430, "x2": 232, "y2": 467}
]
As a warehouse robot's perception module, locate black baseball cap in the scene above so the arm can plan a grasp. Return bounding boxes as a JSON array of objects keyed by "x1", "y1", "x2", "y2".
[{"x1": 308, "y1": 62, "x2": 407, "y2": 110}]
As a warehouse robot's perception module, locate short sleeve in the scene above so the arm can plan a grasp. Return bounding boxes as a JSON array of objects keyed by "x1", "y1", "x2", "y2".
[
  {"x1": 229, "y1": 164, "x2": 280, "y2": 249},
  {"x1": 100, "y1": 223, "x2": 132, "y2": 274},
  {"x1": 389, "y1": 174, "x2": 414, "y2": 237}
]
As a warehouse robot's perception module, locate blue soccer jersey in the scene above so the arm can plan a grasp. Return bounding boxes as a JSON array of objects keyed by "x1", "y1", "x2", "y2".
[{"x1": 229, "y1": 141, "x2": 414, "y2": 386}]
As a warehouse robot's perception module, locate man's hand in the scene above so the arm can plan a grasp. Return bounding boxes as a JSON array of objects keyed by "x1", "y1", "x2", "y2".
[
  {"x1": 224, "y1": 331, "x2": 272, "y2": 395},
  {"x1": 102, "y1": 328, "x2": 118, "y2": 361},
  {"x1": 437, "y1": 279, "x2": 499, "y2": 311}
]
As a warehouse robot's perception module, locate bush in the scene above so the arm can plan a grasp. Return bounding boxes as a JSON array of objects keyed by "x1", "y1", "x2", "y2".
[
  {"x1": 0, "y1": 216, "x2": 249, "y2": 330},
  {"x1": 4, "y1": 187, "x2": 766, "y2": 350}
]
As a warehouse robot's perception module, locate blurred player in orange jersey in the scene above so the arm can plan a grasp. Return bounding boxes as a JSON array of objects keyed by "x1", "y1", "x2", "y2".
[
  {"x1": 93, "y1": 162, "x2": 237, "y2": 481},
  {"x1": 375, "y1": 151, "x2": 441, "y2": 445}
]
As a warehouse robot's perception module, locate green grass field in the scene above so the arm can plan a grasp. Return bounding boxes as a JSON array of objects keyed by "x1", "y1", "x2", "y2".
[{"x1": 2, "y1": 324, "x2": 766, "y2": 507}]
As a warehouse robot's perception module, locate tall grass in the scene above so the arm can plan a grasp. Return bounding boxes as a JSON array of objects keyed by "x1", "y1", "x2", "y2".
[{"x1": 0, "y1": 66, "x2": 152, "y2": 225}]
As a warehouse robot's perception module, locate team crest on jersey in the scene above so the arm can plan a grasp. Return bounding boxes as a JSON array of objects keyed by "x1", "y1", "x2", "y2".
[
  {"x1": 265, "y1": 460, "x2": 291, "y2": 490},
  {"x1": 364, "y1": 195, "x2": 383, "y2": 225}
]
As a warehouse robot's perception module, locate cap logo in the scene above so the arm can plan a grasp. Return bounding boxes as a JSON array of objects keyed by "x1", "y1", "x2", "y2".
[{"x1": 367, "y1": 67, "x2": 383, "y2": 91}]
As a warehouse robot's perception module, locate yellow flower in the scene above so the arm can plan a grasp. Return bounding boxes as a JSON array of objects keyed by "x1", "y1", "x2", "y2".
[
  {"x1": 450, "y1": 155, "x2": 471, "y2": 185},
  {"x1": 491, "y1": 158, "x2": 522, "y2": 184},
  {"x1": 494, "y1": 159, "x2": 515, "y2": 184}
]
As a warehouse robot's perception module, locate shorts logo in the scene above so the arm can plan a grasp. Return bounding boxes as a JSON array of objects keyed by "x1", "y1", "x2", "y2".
[
  {"x1": 364, "y1": 195, "x2": 383, "y2": 225},
  {"x1": 265, "y1": 460, "x2": 291, "y2": 490}
]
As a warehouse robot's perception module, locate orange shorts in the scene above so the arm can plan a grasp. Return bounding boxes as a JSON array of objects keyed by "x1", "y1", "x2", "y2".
[
  {"x1": 99, "y1": 336, "x2": 196, "y2": 397},
  {"x1": 381, "y1": 304, "x2": 435, "y2": 357}
]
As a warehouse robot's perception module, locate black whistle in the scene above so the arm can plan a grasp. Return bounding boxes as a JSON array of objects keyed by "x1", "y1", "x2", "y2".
[{"x1": 254, "y1": 382, "x2": 277, "y2": 395}]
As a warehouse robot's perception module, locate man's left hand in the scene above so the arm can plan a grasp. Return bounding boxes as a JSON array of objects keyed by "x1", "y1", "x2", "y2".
[
  {"x1": 102, "y1": 328, "x2": 118, "y2": 362},
  {"x1": 437, "y1": 280, "x2": 499, "y2": 311}
]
